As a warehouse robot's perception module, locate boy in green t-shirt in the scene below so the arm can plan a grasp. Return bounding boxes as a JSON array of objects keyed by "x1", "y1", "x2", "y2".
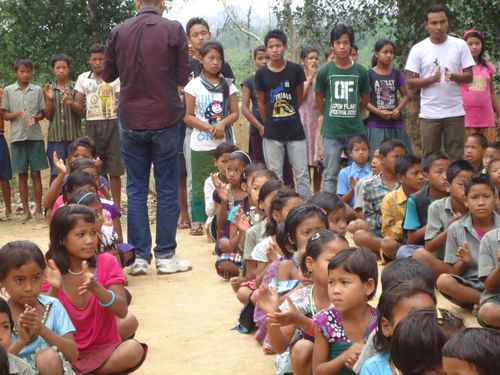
[{"x1": 315, "y1": 24, "x2": 370, "y2": 193}]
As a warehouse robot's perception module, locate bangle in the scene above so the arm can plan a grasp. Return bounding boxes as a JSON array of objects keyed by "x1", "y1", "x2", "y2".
[
  {"x1": 99, "y1": 290, "x2": 116, "y2": 307},
  {"x1": 303, "y1": 318, "x2": 316, "y2": 337}
]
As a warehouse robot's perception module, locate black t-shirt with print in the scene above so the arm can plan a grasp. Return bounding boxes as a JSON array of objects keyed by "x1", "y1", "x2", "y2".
[{"x1": 254, "y1": 61, "x2": 306, "y2": 142}]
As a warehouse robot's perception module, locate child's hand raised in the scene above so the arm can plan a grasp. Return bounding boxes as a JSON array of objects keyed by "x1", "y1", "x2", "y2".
[
  {"x1": 44, "y1": 259, "x2": 62, "y2": 290},
  {"x1": 212, "y1": 173, "x2": 229, "y2": 202},
  {"x1": 266, "y1": 296, "x2": 300, "y2": 327},
  {"x1": 234, "y1": 207, "x2": 250, "y2": 232},
  {"x1": 348, "y1": 176, "x2": 358, "y2": 191},
  {"x1": 343, "y1": 342, "x2": 364, "y2": 370},
  {"x1": 254, "y1": 285, "x2": 279, "y2": 314},
  {"x1": 457, "y1": 241, "x2": 472, "y2": 265},
  {"x1": 78, "y1": 261, "x2": 97, "y2": 296},
  {"x1": 19, "y1": 305, "x2": 42, "y2": 336},
  {"x1": 43, "y1": 83, "x2": 54, "y2": 100},
  {"x1": 52, "y1": 151, "x2": 67, "y2": 175}
]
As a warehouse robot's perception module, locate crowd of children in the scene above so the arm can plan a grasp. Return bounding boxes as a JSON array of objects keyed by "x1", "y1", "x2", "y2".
[{"x1": 1, "y1": 2, "x2": 500, "y2": 375}]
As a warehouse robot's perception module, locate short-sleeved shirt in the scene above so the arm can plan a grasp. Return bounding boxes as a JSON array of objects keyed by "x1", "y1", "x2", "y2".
[
  {"x1": 367, "y1": 68, "x2": 405, "y2": 128},
  {"x1": 315, "y1": 61, "x2": 370, "y2": 139},
  {"x1": 403, "y1": 195, "x2": 430, "y2": 230},
  {"x1": 353, "y1": 330, "x2": 377, "y2": 374},
  {"x1": 381, "y1": 186, "x2": 408, "y2": 241},
  {"x1": 478, "y1": 227, "x2": 500, "y2": 280},
  {"x1": 243, "y1": 218, "x2": 267, "y2": 260},
  {"x1": 405, "y1": 36, "x2": 475, "y2": 119},
  {"x1": 461, "y1": 63, "x2": 497, "y2": 128},
  {"x1": 7, "y1": 353, "x2": 33, "y2": 375},
  {"x1": 1, "y1": 83, "x2": 45, "y2": 142},
  {"x1": 11, "y1": 295, "x2": 75, "y2": 363},
  {"x1": 254, "y1": 61, "x2": 306, "y2": 142},
  {"x1": 362, "y1": 174, "x2": 400, "y2": 236},
  {"x1": 242, "y1": 74, "x2": 263, "y2": 133},
  {"x1": 184, "y1": 77, "x2": 238, "y2": 152},
  {"x1": 424, "y1": 196, "x2": 456, "y2": 260},
  {"x1": 55, "y1": 252, "x2": 125, "y2": 352},
  {"x1": 47, "y1": 81, "x2": 82, "y2": 142},
  {"x1": 251, "y1": 236, "x2": 273, "y2": 262},
  {"x1": 360, "y1": 352, "x2": 391, "y2": 375},
  {"x1": 75, "y1": 71, "x2": 120, "y2": 121},
  {"x1": 337, "y1": 162, "x2": 372, "y2": 207},
  {"x1": 354, "y1": 172, "x2": 374, "y2": 210},
  {"x1": 445, "y1": 213, "x2": 500, "y2": 280}
]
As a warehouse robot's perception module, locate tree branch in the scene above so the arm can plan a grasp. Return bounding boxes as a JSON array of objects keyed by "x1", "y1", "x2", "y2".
[{"x1": 220, "y1": 0, "x2": 263, "y2": 44}]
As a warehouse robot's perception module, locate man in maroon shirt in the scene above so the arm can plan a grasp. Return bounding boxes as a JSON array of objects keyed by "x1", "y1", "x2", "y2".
[{"x1": 103, "y1": 0, "x2": 191, "y2": 275}]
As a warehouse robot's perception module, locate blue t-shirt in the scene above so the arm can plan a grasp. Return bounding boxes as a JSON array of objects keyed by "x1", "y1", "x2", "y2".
[
  {"x1": 360, "y1": 352, "x2": 392, "y2": 375},
  {"x1": 11, "y1": 295, "x2": 75, "y2": 364},
  {"x1": 337, "y1": 162, "x2": 372, "y2": 207},
  {"x1": 402, "y1": 197, "x2": 420, "y2": 230}
]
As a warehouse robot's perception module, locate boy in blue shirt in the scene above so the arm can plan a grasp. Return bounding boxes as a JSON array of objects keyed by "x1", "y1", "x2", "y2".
[{"x1": 337, "y1": 135, "x2": 371, "y2": 207}]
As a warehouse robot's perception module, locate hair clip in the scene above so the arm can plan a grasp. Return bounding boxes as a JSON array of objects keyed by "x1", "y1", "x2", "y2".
[
  {"x1": 311, "y1": 232, "x2": 321, "y2": 241},
  {"x1": 231, "y1": 150, "x2": 252, "y2": 164}
]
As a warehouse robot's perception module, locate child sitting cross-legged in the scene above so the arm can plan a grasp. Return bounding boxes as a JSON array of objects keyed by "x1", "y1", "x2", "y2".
[{"x1": 436, "y1": 173, "x2": 500, "y2": 312}]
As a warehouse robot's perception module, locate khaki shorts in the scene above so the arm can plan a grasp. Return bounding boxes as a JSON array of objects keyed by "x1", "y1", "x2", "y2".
[{"x1": 86, "y1": 119, "x2": 124, "y2": 176}]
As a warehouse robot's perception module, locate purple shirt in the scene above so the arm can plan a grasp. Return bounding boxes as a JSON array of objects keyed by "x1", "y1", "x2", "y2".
[{"x1": 102, "y1": 7, "x2": 190, "y2": 130}]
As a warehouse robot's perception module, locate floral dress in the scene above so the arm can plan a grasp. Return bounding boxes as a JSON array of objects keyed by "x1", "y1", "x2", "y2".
[{"x1": 315, "y1": 305, "x2": 378, "y2": 375}]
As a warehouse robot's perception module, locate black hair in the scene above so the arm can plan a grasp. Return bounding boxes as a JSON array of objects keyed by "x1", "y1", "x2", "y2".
[
  {"x1": 13, "y1": 57, "x2": 33, "y2": 71},
  {"x1": 324, "y1": 48, "x2": 334, "y2": 60},
  {"x1": 327, "y1": 247, "x2": 378, "y2": 300},
  {"x1": 198, "y1": 40, "x2": 225, "y2": 71},
  {"x1": 69, "y1": 136, "x2": 96, "y2": 158},
  {"x1": 371, "y1": 38, "x2": 395, "y2": 67},
  {"x1": 62, "y1": 172, "x2": 98, "y2": 203},
  {"x1": 300, "y1": 47, "x2": 319, "y2": 61},
  {"x1": 242, "y1": 162, "x2": 267, "y2": 183},
  {"x1": 446, "y1": 159, "x2": 475, "y2": 183},
  {"x1": 307, "y1": 191, "x2": 345, "y2": 215},
  {"x1": 67, "y1": 190, "x2": 101, "y2": 207},
  {"x1": 374, "y1": 281, "x2": 437, "y2": 352},
  {"x1": 51, "y1": 53, "x2": 72, "y2": 68},
  {"x1": 466, "y1": 133, "x2": 488, "y2": 149},
  {"x1": 252, "y1": 169, "x2": 279, "y2": 183},
  {"x1": 258, "y1": 180, "x2": 285, "y2": 204},
  {"x1": 266, "y1": 189, "x2": 303, "y2": 236},
  {"x1": 487, "y1": 158, "x2": 500, "y2": 173},
  {"x1": 463, "y1": 31, "x2": 488, "y2": 67},
  {"x1": 264, "y1": 29, "x2": 287, "y2": 47},
  {"x1": 329, "y1": 24, "x2": 354, "y2": 46},
  {"x1": 351, "y1": 44, "x2": 358, "y2": 52},
  {"x1": 0, "y1": 241, "x2": 46, "y2": 282},
  {"x1": 465, "y1": 173, "x2": 496, "y2": 196},
  {"x1": 88, "y1": 43, "x2": 105, "y2": 56},
  {"x1": 275, "y1": 223, "x2": 291, "y2": 259},
  {"x1": 69, "y1": 157, "x2": 98, "y2": 174},
  {"x1": 186, "y1": 17, "x2": 210, "y2": 36},
  {"x1": 253, "y1": 45, "x2": 267, "y2": 59},
  {"x1": 285, "y1": 204, "x2": 328, "y2": 252},
  {"x1": 442, "y1": 328, "x2": 500, "y2": 375},
  {"x1": 395, "y1": 155, "x2": 422, "y2": 176},
  {"x1": 391, "y1": 308, "x2": 446, "y2": 375},
  {"x1": 486, "y1": 140, "x2": 500, "y2": 151},
  {"x1": 0, "y1": 298, "x2": 13, "y2": 331},
  {"x1": 0, "y1": 345, "x2": 8, "y2": 375},
  {"x1": 229, "y1": 150, "x2": 252, "y2": 166},
  {"x1": 300, "y1": 229, "x2": 348, "y2": 277},
  {"x1": 347, "y1": 134, "x2": 369, "y2": 153},
  {"x1": 47, "y1": 205, "x2": 99, "y2": 274},
  {"x1": 424, "y1": 4, "x2": 449, "y2": 22},
  {"x1": 214, "y1": 142, "x2": 238, "y2": 160},
  {"x1": 378, "y1": 139, "x2": 406, "y2": 157},
  {"x1": 381, "y1": 258, "x2": 435, "y2": 290},
  {"x1": 422, "y1": 151, "x2": 449, "y2": 173}
]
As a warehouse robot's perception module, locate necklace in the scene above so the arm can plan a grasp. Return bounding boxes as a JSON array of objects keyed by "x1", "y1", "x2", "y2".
[{"x1": 68, "y1": 268, "x2": 84, "y2": 276}]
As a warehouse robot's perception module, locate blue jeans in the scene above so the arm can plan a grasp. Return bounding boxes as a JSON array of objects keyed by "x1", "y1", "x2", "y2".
[
  {"x1": 120, "y1": 125, "x2": 180, "y2": 261},
  {"x1": 262, "y1": 138, "x2": 311, "y2": 199},
  {"x1": 322, "y1": 137, "x2": 348, "y2": 193}
]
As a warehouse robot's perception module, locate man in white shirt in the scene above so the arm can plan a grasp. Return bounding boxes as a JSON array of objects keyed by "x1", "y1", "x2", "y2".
[{"x1": 405, "y1": 4, "x2": 474, "y2": 162}]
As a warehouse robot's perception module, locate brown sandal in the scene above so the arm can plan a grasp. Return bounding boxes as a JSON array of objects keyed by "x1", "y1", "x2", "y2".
[{"x1": 189, "y1": 225, "x2": 204, "y2": 236}]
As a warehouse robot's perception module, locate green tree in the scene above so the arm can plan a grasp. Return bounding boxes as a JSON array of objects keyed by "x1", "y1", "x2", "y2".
[{"x1": 0, "y1": 0, "x2": 135, "y2": 85}]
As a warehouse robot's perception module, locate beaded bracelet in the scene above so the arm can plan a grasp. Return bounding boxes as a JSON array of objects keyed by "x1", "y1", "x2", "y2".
[{"x1": 99, "y1": 290, "x2": 116, "y2": 307}]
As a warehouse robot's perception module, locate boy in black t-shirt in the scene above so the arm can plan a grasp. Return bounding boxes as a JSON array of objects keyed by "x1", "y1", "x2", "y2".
[{"x1": 255, "y1": 29, "x2": 311, "y2": 198}]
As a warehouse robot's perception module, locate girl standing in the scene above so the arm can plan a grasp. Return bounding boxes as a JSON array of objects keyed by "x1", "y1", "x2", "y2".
[
  {"x1": 461, "y1": 29, "x2": 500, "y2": 143},
  {"x1": 366, "y1": 39, "x2": 411, "y2": 154},
  {"x1": 184, "y1": 40, "x2": 239, "y2": 235},
  {"x1": 299, "y1": 48, "x2": 322, "y2": 192},
  {"x1": 44, "y1": 205, "x2": 146, "y2": 374},
  {"x1": 313, "y1": 247, "x2": 378, "y2": 375},
  {"x1": 0, "y1": 241, "x2": 78, "y2": 374}
]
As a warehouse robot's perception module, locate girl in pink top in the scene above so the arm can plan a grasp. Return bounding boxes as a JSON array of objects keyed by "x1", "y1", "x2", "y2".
[
  {"x1": 45, "y1": 205, "x2": 146, "y2": 374},
  {"x1": 461, "y1": 29, "x2": 500, "y2": 143}
]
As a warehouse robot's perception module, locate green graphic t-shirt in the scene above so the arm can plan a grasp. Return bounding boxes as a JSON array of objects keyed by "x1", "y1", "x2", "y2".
[{"x1": 315, "y1": 61, "x2": 370, "y2": 139}]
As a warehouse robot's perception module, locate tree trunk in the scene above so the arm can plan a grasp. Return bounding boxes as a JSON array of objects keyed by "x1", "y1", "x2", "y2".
[{"x1": 88, "y1": 0, "x2": 101, "y2": 42}]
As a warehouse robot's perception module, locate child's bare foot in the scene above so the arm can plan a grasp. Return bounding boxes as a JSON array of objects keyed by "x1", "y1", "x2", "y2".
[
  {"x1": 34, "y1": 211, "x2": 46, "y2": 221},
  {"x1": 21, "y1": 212, "x2": 32, "y2": 222}
]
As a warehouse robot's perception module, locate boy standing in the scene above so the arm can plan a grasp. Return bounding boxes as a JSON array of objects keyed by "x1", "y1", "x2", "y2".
[
  {"x1": 413, "y1": 160, "x2": 474, "y2": 278},
  {"x1": 44, "y1": 53, "x2": 83, "y2": 184},
  {"x1": 315, "y1": 24, "x2": 370, "y2": 193},
  {"x1": 75, "y1": 44, "x2": 123, "y2": 210},
  {"x1": 255, "y1": 29, "x2": 311, "y2": 198},
  {"x1": 0, "y1": 88, "x2": 13, "y2": 220},
  {"x1": 1, "y1": 58, "x2": 47, "y2": 221},
  {"x1": 437, "y1": 174, "x2": 500, "y2": 309},
  {"x1": 336, "y1": 135, "x2": 371, "y2": 206}
]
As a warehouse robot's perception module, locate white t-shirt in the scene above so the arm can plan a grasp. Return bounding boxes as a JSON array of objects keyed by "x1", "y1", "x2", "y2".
[
  {"x1": 75, "y1": 71, "x2": 120, "y2": 121},
  {"x1": 184, "y1": 77, "x2": 237, "y2": 152},
  {"x1": 405, "y1": 36, "x2": 474, "y2": 119}
]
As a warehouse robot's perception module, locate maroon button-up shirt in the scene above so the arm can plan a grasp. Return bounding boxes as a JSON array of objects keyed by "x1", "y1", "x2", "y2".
[{"x1": 102, "y1": 7, "x2": 190, "y2": 130}]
